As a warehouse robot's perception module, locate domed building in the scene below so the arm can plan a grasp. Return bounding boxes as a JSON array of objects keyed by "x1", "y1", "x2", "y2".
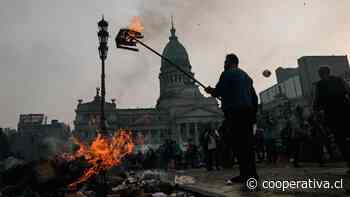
[
  {"x1": 74, "y1": 20, "x2": 223, "y2": 146},
  {"x1": 157, "y1": 21, "x2": 201, "y2": 109},
  {"x1": 116, "y1": 21, "x2": 223, "y2": 146}
]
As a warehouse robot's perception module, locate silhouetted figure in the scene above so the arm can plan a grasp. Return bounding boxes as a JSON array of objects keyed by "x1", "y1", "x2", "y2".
[
  {"x1": 280, "y1": 120, "x2": 291, "y2": 164},
  {"x1": 204, "y1": 128, "x2": 220, "y2": 171},
  {"x1": 217, "y1": 119, "x2": 237, "y2": 168},
  {"x1": 308, "y1": 113, "x2": 329, "y2": 166},
  {"x1": 205, "y1": 53, "x2": 258, "y2": 184},
  {"x1": 254, "y1": 128, "x2": 265, "y2": 162},
  {"x1": 286, "y1": 110, "x2": 305, "y2": 168},
  {"x1": 185, "y1": 139, "x2": 199, "y2": 169},
  {"x1": 0, "y1": 128, "x2": 9, "y2": 160},
  {"x1": 314, "y1": 66, "x2": 350, "y2": 169},
  {"x1": 264, "y1": 119, "x2": 277, "y2": 164},
  {"x1": 172, "y1": 140, "x2": 183, "y2": 170},
  {"x1": 162, "y1": 139, "x2": 175, "y2": 170},
  {"x1": 144, "y1": 148, "x2": 157, "y2": 169},
  {"x1": 136, "y1": 151, "x2": 145, "y2": 169},
  {"x1": 311, "y1": 112, "x2": 335, "y2": 161}
]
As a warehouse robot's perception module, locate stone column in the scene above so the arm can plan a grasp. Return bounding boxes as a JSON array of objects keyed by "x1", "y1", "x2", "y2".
[
  {"x1": 156, "y1": 130, "x2": 159, "y2": 144},
  {"x1": 194, "y1": 122, "x2": 199, "y2": 145},
  {"x1": 176, "y1": 125, "x2": 181, "y2": 143},
  {"x1": 185, "y1": 122, "x2": 189, "y2": 143}
]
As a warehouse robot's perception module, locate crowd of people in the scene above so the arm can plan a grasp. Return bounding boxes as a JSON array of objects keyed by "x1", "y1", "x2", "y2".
[
  {"x1": 124, "y1": 104, "x2": 347, "y2": 172},
  {"x1": 255, "y1": 106, "x2": 335, "y2": 167},
  {"x1": 123, "y1": 139, "x2": 202, "y2": 171},
  {"x1": 254, "y1": 66, "x2": 350, "y2": 170}
]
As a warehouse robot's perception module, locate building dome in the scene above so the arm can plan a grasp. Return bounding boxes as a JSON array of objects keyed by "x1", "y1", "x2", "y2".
[
  {"x1": 160, "y1": 22, "x2": 191, "y2": 73},
  {"x1": 157, "y1": 18, "x2": 198, "y2": 109}
]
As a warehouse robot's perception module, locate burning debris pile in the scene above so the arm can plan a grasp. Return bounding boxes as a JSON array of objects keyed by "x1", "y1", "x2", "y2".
[
  {"x1": 62, "y1": 130, "x2": 134, "y2": 189},
  {"x1": 0, "y1": 129, "x2": 199, "y2": 197},
  {"x1": 0, "y1": 129, "x2": 135, "y2": 196},
  {"x1": 0, "y1": 161, "x2": 194, "y2": 197}
]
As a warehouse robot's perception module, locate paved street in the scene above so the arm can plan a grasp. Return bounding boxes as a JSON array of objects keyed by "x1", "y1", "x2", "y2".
[{"x1": 173, "y1": 162, "x2": 350, "y2": 197}]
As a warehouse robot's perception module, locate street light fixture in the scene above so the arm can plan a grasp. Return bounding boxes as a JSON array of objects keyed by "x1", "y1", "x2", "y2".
[{"x1": 97, "y1": 16, "x2": 109, "y2": 137}]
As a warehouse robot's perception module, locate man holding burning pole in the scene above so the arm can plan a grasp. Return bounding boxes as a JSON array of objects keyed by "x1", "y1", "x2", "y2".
[{"x1": 205, "y1": 53, "x2": 259, "y2": 185}]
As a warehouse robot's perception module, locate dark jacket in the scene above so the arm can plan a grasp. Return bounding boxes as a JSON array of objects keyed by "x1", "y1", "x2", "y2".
[
  {"x1": 213, "y1": 67, "x2": 258, "y2": 113},
  {"x1": 314, "y1": 76, "x2": 350, "y2": 113}
]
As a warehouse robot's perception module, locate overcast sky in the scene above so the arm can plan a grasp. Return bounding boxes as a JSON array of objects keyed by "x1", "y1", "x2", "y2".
[{"x1": 1, "y1": 0, "x2": 350, "y2": 128}]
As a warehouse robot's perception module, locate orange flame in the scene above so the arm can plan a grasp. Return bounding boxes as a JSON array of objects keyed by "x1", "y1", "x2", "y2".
[
  {"x1": 128, "y1": 16, "x2": 144, "y2": 33},
  {"x1": 63, "y1": 129, "x2": 134, "y2": 189}
]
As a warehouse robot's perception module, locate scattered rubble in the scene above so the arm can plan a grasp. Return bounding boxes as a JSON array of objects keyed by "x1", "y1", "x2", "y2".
[
  {"x1": 0, "y1": 158, "x2": 201, "y2": 197},
  {"x1": 174, "y1": 175, "x2": 196, "y2": 185},
  {"x1": 0, "y1": 156, "x2": 25, "y2": 170}
]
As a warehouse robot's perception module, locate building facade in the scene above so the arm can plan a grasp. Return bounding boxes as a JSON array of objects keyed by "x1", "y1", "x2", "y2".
[
  {"x1": 298, "y1": 55, "x2": 350, "y2": 100},
  {"x1": 74, "y1": 23, "x2": 224, "y2": 147},
  {"x1": 11, "y1": 115, "x2": 71, "y2": 161},
  {"x1": 275, "y1": 67, "x2": 299, "y2": 83},
  {"x1": 74, "y1": 88, "x2": 118, "y2": 141},
  {"x1": 260, "y1": 75, "x2": 303, "y2": 105}
]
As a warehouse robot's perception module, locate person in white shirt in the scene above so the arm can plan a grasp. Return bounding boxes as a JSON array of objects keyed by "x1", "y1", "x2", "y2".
[{"x1": 204, "y1": 129, "x2": 220, "y2": 171}]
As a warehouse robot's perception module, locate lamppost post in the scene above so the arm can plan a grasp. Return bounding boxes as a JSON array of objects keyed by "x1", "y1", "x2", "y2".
[
  {"x1": 96, "y1": 16, "x2": 110, "y2": 197},
  {"x1": 97, "y1": 16, "x2": 109, "y2": 137}
]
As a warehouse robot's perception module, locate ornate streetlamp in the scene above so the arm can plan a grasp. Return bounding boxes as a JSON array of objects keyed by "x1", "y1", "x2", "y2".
[
  {"x1": 97, "y1": 16, "x2": 109, "y2": 136},
  {"x1": 96, "y1": 16, "x2": 110, "y2": 197}
]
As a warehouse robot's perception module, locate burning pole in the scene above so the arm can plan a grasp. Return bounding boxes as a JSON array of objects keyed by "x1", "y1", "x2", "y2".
[{"x1": 115, "y1": 17, "x2": 210, "y2": 91}]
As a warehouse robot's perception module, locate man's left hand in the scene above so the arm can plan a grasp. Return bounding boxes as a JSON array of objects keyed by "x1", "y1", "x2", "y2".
[{"x1": 205, "y1": 86, "x2": 215, "y2": 94}]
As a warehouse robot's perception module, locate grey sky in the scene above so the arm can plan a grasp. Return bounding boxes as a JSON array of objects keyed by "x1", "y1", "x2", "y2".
[{"x1": 1, "y1": 0, "x2": 350, "y2": 128}]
